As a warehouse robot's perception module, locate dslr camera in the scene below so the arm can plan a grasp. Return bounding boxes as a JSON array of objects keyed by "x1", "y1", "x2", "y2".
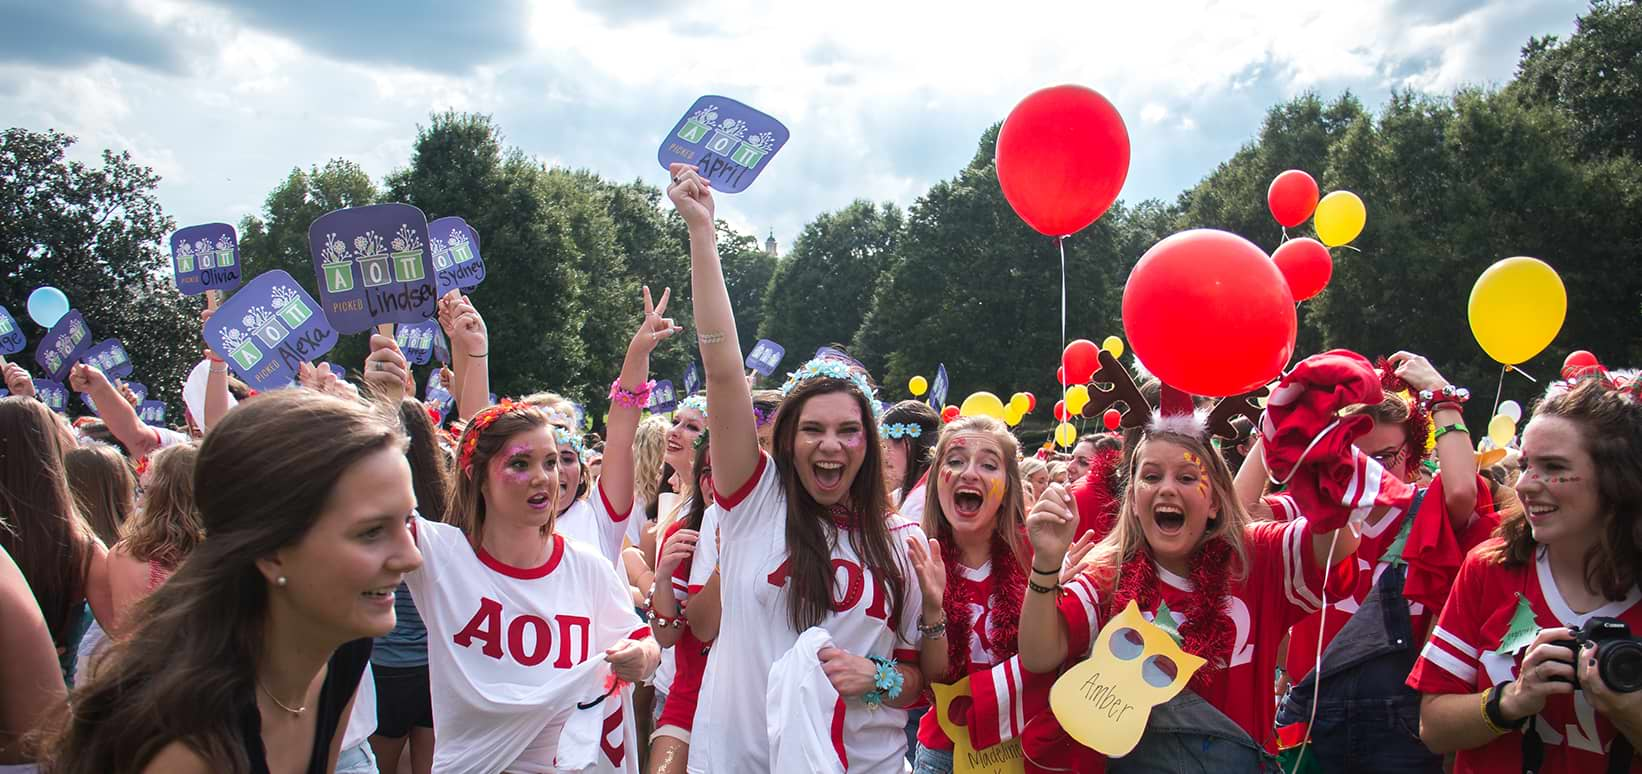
[{"x1": 1551, "y1": 617, "x2": 1642, "y2": 693}]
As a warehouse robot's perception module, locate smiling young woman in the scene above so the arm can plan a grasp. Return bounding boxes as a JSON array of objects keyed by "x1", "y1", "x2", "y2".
[{"x1": 1411, "y1": 375, "x2": 1642, "y2": 773}]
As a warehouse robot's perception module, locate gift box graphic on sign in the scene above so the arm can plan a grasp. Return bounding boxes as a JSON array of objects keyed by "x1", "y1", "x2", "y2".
[
  {"x1": 175, "y1": 242, "x2": 196, "y2": 273},
  {"x1": 431, "y1": 238, "x2": 452, "y2": 271},
  {"x1": 273, "y1": 286, "x2": 312, "y2": 327},
  {"x1": 391, "y1": 225, "x2": 426, "y2": 282},
  {"x1": 221, "y1": 329, "x2": 262, "y2": 371},
  {"x1": 43, "y1": 351, "x2": 62, "y2": 374},
  {"x1": 68, "y1": 317, "x2": 87, "y2": 345},
  {"x1": 353, "y1": 232, "x2": 393, "y2": 288},
  {"x1": 215, "y1": 234, "x2": 236, "y2": 268},
  {"x1": 705, "y1": 118, "x2": 747, "y2": 157},
  {"x1": 678, "y1": 105, "x2": 717, "y2": 144},
  {"x1": 321, "y1": 235, "x2": 355, "y2": 293},
  {"x1": 244, "y1": 306, "x2": 288, "y2": 348},
  {"x1": 449, "y1": 229, "x2": 475, "y2": 265},
  {"x1": 195, "y1": 238, "x2": 215, "y2": 270},
  {"x1": 733, "y1": 131, "x2": 775, "y2": 168}
]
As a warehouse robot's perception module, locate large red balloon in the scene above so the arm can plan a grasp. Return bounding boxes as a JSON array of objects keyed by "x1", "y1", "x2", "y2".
[
  {"x1": 1062, "y1": 339, "x2": 1100, "y2": 385},
  {"x1": 1122, "y1": 229, "x2": 1297, "y2": 397},
  {"x1": 1272, "y1": 238, "x2": 1333, "y2": 301},
  {"x1": 996, "y1": 85, "x2": 1131, "y2": 237},
  {"x1": 1267, "y1": 170, "x2": 1319, "y2": 228}
]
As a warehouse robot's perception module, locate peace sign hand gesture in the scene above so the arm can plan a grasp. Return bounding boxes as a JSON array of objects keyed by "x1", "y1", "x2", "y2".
[{"x1": 630, "y1": 285, "x2": 682, "y2": 356}]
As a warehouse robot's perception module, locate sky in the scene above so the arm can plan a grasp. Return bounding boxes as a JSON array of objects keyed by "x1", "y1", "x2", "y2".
[{"x1": 0, "y1": 0, "x2": 1589, "y2": 250}]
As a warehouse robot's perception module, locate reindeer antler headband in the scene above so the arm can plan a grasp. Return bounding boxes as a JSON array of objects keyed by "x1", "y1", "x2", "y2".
[{"x1": 1076, "y1": 349, "x2": 1267, "y2": 442}]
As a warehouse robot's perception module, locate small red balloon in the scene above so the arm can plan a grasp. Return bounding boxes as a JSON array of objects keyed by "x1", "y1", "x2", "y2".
[
  {"x1": 1102, "y1": 408, "x2": 1121, "y2": 430},
  {"x1": 996, "y1": 85, "x2": 1131, "y2": 237},
  {"x1": 1062, "y1": 339, "x2": 1100, "y2": 385},
  {"x1": 1053, "y1": 400, "x2": 1069, "y2": 422},
  {"x1": 941, "y1": 405, "x2": 960, "y2": 423},
  {"x1": 1563, "y1": 350, "x2": 1603, "y2": 380},
  {"x1": 1024, "y1": 392, "x2": 1037, "y2": 413},
  {"x1": 1272, "y1": 238, "x2": 1333, "y2": 301},
  {"x1": 1057, "y1": 366, "x2": 1068, "y2": 385},
  {"x1": 1267, "y1": 170, "x2": 1320, "y2": 228},
  {"x1": 1122, "y1": 229, "x2": 1296, "y2": 397}
]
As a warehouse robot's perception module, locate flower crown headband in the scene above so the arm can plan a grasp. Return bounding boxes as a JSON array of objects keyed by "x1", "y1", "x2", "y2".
[
  {"x1": 459, "y1": 398, "x2": 528, "y2": 475},
  {"x1": 678, "y1": 394, "x2": 708, "y2": 418},
  {"x1": 780, "y1": 357, "x2": 880, "y2": 417},
  {"x1": 553, "y1": 426, "x2": 586, "y2": 458},
  {"x1": 881, "y1": 422, "x2": 923, "y2": 440}
]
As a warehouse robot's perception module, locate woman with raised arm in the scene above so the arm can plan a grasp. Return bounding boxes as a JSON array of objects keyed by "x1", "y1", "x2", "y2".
[
  {"x1": 669, "y1": 162, "x2": 925, "y2": 773},
  {"x1": 47, "y1": 390, "x2": 418, "y2": 774},
  {"x1": 1411, "y1": 372, "x2": 1642, "y2": 773}
]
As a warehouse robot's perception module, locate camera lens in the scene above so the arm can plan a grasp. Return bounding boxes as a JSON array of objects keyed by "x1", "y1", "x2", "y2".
[{"x1": 1599, "y1": 640, "x2": 1642, "y2": 693}]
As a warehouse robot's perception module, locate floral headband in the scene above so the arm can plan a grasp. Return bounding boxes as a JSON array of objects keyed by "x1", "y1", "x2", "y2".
[
  {"x1": 458, "y1": 398, "x2": 528, "y2": 475},
  {"x1": 753, "y1": 403, "x2": 776, "y2": 428},
  {"x1": 553, "y1": 426, "x2": 586, "y2": 458},
  {"x1": 678, "y1": 394, "x2": 708, "y2": 418},
  {"x1": 780, "y1": 358, "x2": 879, "y2": 416},
  {"x1": 880, "y1": 422, "x2": 923, "y2": 440}
]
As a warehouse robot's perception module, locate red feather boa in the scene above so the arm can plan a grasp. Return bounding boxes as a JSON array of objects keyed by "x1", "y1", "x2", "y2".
[
  {"x1": 1104, "y1": 539, "x2": 1236, "y2": 691},
  {"x1": 939, "y1": 533, "x2": 1024, "y2": 682}
]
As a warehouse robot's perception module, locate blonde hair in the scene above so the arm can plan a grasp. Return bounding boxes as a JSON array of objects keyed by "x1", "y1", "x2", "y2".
[
  {"x1": 920, "y1": 416, "x2": 1029, "y2": 567},
  {"x1": 632, "y1": 415, "x2": 670, "y2": 514},
  {"x1": 521, "y1": 391, "x2": 578, "y2": 432},
  {"x1": 1019, "y1": 456, "x2": 1047, "y2": 481},
  {"x1": 118, "y1": 444, "x2": 202, "y2": 566},
  {"x1": 1087, "y1": 430, "x2": 1251, "y2": 586}
]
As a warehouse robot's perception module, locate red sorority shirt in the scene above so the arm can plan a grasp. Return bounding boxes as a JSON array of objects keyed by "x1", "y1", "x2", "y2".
[
  {"x1": 916, "y1": 560, "x2": 1011, "y2": 750},
  {"x1": 1058, "y1": 518, "x2": 1356, "y2": 750},
  {"x1": 655, "y1": 517, "x2": 713, "y2": 734},
  {"x1": 1408, "y1": 540, "x2": 1642, "y2": 773}
]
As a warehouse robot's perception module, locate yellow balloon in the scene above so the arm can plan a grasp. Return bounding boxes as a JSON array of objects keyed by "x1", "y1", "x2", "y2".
[
  {"x1": 1056, "y1": 421, "x2": 1078, "y2": 447},
  {"x1": 909, "y1": 375, "x2": 928, "y2": 397},
  {"x1": 1488, "y1": 414, "x2": 1517, "y2": 449},
  {"x1": 1468, "y1": 257, "x2": 1567, "y2": 366},
  {"x1": 1314, "y1": 191, "x2": 1366, "y2": 247},
  {"x1": 1101, "y1": 335, "x2": 1125, "y2": 359},
  {"x1": 959, "y1": 391, "x2": 1008, "y2": 422},
  {"x1": 1004, "y1": 406, "x2": 1023, "y2": 426},
  {"x1": 1065, "y1": 384, "x2": 1091, "y2": 415},
  {"x1": 1009, "y1": 393, "x2": 1031, "y2": 415}
]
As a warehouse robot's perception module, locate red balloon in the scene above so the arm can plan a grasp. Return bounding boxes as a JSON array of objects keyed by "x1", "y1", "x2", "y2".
[
  {"x1": 1102, "y1": 408, "x2": 1121, "y2": 431},
  {"x1": 1053, "y1": 400, "x2": 1069, "y2": 422},
  {"x1": 1062, "y1": 339, "x2": 1100, "y2": 384},
  {"x1": 1271, "y1": 238, "x2": 1333, "y2": 301},
  {"x1": 1267, "y1": 170, "x2": 1320, "y2": 228},
  {"x1": 941, "y1": 405, "x2": 961, "y2": 423},
  {"x1": 1056, "y1": 366, "x2": 1068, "y2": 385},
  {"x1": 1122, "y1": 229, "x2": 1296, "y2": 397},
  {"x1": 996, "y1": 85, "x2": 1131, "y2": 237},
  {"x1": 1024, "y1": 392, "x2": 1037, "y2": 413},
  {"x1": 1563, "y1": 350, "x2": 1603, "y2": 379}
]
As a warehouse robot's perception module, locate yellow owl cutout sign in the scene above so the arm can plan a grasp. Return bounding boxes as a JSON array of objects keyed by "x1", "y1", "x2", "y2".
[
  {"x1": 930, "y1": 677, "x2": 1026, "y2": 774},
  {"x1": 1049, "y1": 601, "x2": 1207, "y2": 757}
]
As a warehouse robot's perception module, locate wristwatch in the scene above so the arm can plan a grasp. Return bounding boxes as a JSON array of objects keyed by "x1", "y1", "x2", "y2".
[{"x1": 1486, "y1": 682, "x2": 1528, "y2": 731}]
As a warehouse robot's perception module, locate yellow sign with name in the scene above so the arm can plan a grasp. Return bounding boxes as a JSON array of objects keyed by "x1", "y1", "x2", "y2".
[
  {"x1": 1049, "y1": 601, "x2": 1206, "y2": 756},
  {"x1": 930, "y1": 676, "x2": 1026, "y2": 774}
]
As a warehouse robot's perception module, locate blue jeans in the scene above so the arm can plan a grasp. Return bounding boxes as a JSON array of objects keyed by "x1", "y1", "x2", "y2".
[
  {"x1": 912, "y1": 745, "x2": 952, "y2": 774},
  {"x1": 904, "y1": 705, "x2": 928, "y2": 764},
  {"x1": 335, "y1": 740, "x2": 377, "y2": 774}
]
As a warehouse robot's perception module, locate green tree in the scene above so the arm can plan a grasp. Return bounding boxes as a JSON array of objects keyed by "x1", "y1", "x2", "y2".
[
  {"x1": 760, "y1": 200, "x2": 903, "y2": 362},
  {"x1": 0, "y1": 128, "x2": 196, "y2": 418},
  {"x1": 1514, "y1": 0, "x2": 1642, "y2": 160}
]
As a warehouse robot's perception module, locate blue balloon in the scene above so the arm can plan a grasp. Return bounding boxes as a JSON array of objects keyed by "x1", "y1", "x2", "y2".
[{"x1": 27, "y1": 287, "x2": 69, "y2": 328}]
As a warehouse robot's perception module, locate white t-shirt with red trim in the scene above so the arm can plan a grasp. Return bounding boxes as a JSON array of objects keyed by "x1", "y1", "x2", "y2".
[
  {"x1": 405, "y1": 518, "x2": 651, "y2": 773},
  {"x1": 1408, "y1": 541, "x2": 1642, "y2": 773},
  {"x1": 688, "y1": 453, "x2": 925, "y2": 774},
  {"x1": 1056, "y1": 519, "x2": 1352, "y2": 749},
  {"x1": 556, "y1": 482, "x2": 634, "y2": 569}
]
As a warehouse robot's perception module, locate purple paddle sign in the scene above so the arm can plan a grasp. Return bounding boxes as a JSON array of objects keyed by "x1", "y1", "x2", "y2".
[
  {"x1": 395, "y1": 319, "x2": 440, "y2": 366},
  {"x1": 85, "y1": 338, "x2": 134, "y2": 380},
  {"x1": 35, "y1": 310, "x2": 93, "y2": 381},
  {"x1": 658, "y1": 96, "x2": 790, "y2": 194},
  {"x1": 139, "y1": 400, "x2": 167, "y2": 425},
  {"x1": 170, "y1": 223, "x2": 243, "y2": 295},
  {"x1": 745, "y1": 339, "x2": 786, "y2": 377},
  {"x1": 683, "y1": 362, "x2": 701, "y2": 397},
  {"x1": 0, "y1": 305, "x2": 24, "y2": 356},
  {"x1": 33, "y1": 379, "x2": 68, "y2": 413},
  {"x1": 124, "y1": 382, "x2": 148, "y2": 404},
  {"x1": 309, "y1": 204, "x2": 439, "y2": 334},
  {"x1": 324, "y1": 362, "x2": 348, "y2": 381},
  {"x1": 648, "y1": 379, "x2": 678, "y2": 414},
  {"x1": 428, "y1": 216, "x2": 485, "y2": 294},
  {"x1": 204, "y1": 270, "x2": 338, "y2": 392}
]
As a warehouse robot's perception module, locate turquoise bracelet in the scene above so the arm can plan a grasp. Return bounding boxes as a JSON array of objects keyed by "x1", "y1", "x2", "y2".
[{"x1": 861, "y1": 655, "x2": 904, "y2": 710}]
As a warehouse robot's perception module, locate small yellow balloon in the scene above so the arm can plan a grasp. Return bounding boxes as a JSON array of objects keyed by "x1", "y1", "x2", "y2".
[
  {"x1": 1065, "y1": 384, "x2": 1091, "y2": 415},
  {"x1": 1314, "y1": 190, "x2": 1366, "y2": 247},
  {"x1": 1488, "y1": 414, "x2": 1517, "y2": 449},
  {"x1": 959, "y1": 391, "x2": 1008, "y2": 422},
  {"x1": 1009, "y1": 393, "x2": 1031, "y2": 415},
  {"x1": 1004, "y1": 406, "x2": 1023, "y2": 427},
  {"x1": 1468, "y1": 257, "x2": 1567, "y2": 366},
  {"x1": 1101, "y1": 335, "x2": 1125, "y2": 359},
  {"x1": 1055, "y1": 421, "x2": 1078, "y2": 447},
  {"x1": 909, "y1": 375, "x2": 928, "y2": 397}
]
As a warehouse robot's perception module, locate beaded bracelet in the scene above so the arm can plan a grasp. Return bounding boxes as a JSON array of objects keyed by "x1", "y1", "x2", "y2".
[
  {"x1": 917, "y1": 618, "x2": 947, "y2": 639},
  {"x1": 862, "y1": 655, "x2": 904, "y2": 710},
  {"x1": 609, "y1": 378, "x2": 655, "y2": 409}
]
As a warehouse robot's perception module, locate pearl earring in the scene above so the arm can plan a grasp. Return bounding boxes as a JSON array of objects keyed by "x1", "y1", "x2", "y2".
[{"x1": 275, "y1": 576, "x2": 288, "y2": 587}]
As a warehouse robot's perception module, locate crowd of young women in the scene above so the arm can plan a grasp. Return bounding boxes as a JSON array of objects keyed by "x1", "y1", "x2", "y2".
[{"x1": 0, "y1": 163, "x2": 1638, "y2": 773}]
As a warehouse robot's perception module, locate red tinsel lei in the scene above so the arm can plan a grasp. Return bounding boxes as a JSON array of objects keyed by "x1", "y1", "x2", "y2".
[
  {"x1": 939, "y1": 533, "x2": 1024, "y2": 682},
  {"x1": 1104, "y1": 539, "x2": 1236, "y2": 691}
]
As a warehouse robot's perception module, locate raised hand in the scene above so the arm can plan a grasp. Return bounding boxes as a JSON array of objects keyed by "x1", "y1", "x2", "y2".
[
  {"x1": 363, "y1": 333, "x2": 410, "y2": 405},
  {"x1": 68, "y1": 363, "x2": 111, "y2": 396},
  {"x1": 665, "y1": 162, "x2": 715, "y2": 231},
  {"x1": 1388, "y1": 351, "x2": 1449, "y2": 393},
  {"x1": 906, "y1": 537, "x2": 947, "y2": 610},
  {"x1": 2, "y1": 362, "x2": 35, "y2": 398},
  {"x1": 631, "y1": 285, "x2": 683, "y2": 356},
  {"x1": 200, "y1": 308, "x2": 224, "y2": 363},
  {"x1": 1026, "y1": 483, "x2": 1081, "y2": 567},
  {"x1": 1060, "y1": 529, "x2": 1098, "y2": 584}
]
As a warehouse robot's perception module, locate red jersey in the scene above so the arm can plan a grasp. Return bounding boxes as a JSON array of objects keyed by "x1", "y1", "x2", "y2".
[
  {"x1": 916, "y1": 560, "x2": 1013, "y2": 750},
  {"x1": 1408, "y1": 540, "x2": 1642, "y2": 773},
  {"x1": 655, "y1": 516, "x2": 713, "y2": 736}
]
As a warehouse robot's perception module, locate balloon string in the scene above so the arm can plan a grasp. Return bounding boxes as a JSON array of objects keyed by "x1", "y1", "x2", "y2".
[
  {"x1": 1493, "y1": 365, "x2": 1507, "y2": 418},
  {"x1": 1059, "y1": 235, "x2": 1069, "y2": 447},
  {"x1": 1341, "y1": 245, "x2": 1362, "y2": 253}
]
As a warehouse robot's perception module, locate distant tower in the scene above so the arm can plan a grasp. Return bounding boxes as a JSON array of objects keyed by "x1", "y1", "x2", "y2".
[{"x1": 765, "y1": 230, "x2": 778, "y2": 257}]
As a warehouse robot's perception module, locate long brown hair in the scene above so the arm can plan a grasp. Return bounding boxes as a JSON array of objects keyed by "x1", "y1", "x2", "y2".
[
  {"x1": 445, "y1": 405, "x2": 558, "y2": 538},
  {"x1": 0, "y1": 396, "x2": 93, "y2": 644},
  {"x1": 1488, "y1": 378, "x2": 1642, "y2": 600},
  {"x1": 116, "y1": 444, "x2": 201, "y2": 567},
  {"x1": 45, "y1": 390, "x2": 404, "y2": 774},
  {"x1": 771, "y1": 377, "x2": 907, "y2": 638},
  {"x1": 399, "y1": 398, "x2": 452, "y2": 523},
  {"x1": 65, "y1": 444, "x2": 136, "y2": 548}
]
